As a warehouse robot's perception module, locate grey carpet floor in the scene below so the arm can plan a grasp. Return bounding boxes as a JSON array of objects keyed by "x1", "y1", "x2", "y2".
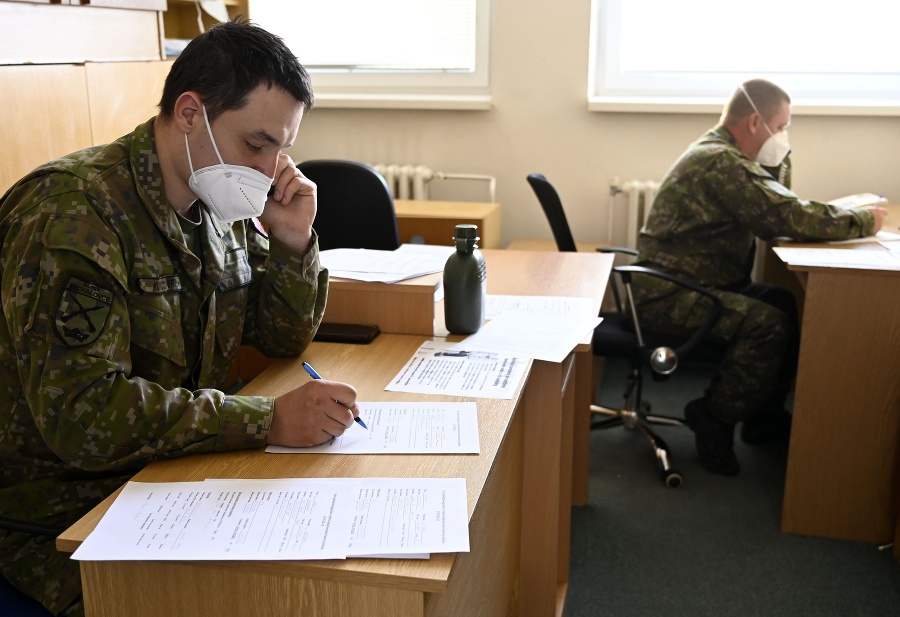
[{"x1": 567, "y1": 359, "x2": 900, "y2": 617}]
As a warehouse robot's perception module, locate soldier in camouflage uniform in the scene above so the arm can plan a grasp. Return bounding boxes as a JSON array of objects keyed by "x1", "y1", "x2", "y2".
[
  {"x1": 0, "y1": 19, "x2": 362, "y2": 615},
  {"x1": 633, "y1": 79, "x2": 886, "y2": 476}
]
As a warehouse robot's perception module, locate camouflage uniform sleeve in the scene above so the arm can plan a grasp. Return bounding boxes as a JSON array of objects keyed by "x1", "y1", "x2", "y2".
[
  {"x1": 4, "y1": 206, "x2": 272, "y2": 472},
  {"x1": 241, "y1": 228, "x2": 328, "y2": 358},
  {"x1": 713, "y1": 153, "x2": 875, "y2": 241}
]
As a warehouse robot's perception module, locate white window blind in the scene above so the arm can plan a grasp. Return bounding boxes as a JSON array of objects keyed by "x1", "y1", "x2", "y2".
[
  {"x1": 589, "y1": 0, "x2": 900, "y2": 115},
  {"x1": 248, "y1": 0, "x2": 491, "y2": 107}
]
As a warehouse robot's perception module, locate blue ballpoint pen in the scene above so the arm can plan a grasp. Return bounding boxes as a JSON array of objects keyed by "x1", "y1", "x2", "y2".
[{"x1": 301, "y1": 361, "x2": 368, "y2": 429}]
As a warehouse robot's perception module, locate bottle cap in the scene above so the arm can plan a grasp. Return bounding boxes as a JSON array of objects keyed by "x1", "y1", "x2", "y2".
[{"x1": 453, "y1": 224, "x2": 479, "y2": 242}]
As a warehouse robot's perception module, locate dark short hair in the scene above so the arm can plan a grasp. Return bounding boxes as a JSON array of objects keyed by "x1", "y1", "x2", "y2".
[
  {"x1": 721, "y1": 78, "x2": 790, "y2": 125},
  {"x1": 158, "y1": 16, "x2": 314, "y2": 120}
]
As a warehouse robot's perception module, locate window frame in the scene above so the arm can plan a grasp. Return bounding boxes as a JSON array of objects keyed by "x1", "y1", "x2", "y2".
[
  {"x1": 587, "y1": 0, "x2": 900, "y2": 116},
  {"x1": 248, "y1": 0, "x2": 493, "y2": 110}
]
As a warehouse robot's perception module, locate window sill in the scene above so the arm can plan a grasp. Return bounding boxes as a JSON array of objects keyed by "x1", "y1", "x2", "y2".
[
  {"x1": 313, "y1": 93, "x2": 492, "y2": 111},
  {"x1": 588, "y1": 96, "x2": 900, "y2": 117}
]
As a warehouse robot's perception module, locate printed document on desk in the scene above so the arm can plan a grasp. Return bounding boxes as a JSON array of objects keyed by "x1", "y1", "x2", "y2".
[
  {"x1": 266, "y1": 402, "x2": 480, "y2": 454},
  {"x1": 485, "y1": 294, "x2": 595, "y2": 320},
  {"x1": 386, "y1": 340, "x2": 527, "y2": 399},
  {"x1": 321, "y1": 244, "x2": 452, "y2": 283},
  {"x1": 347, "y1": 478, "x2": 470, "y2": 557},
  {"x1": 71, "y1": 478, "x2": 357, "y2": 561},
  {"x1": 456, "y1": 309, "x2": 602, "y2": 363},
  {"x1": 72, "y1": 477, "x2": 470, "y2": 561},
  {"x1": 773, "y1": 247, "x2": 900, "y2": 270},
  {"x1": 823, "y1": 230, "x2": 900, "y2": 245}
]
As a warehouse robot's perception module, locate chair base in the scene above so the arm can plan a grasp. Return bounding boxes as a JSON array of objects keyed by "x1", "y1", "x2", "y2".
[{"x1": 591, "y1": 404, "x2": 686, "y2": 488}]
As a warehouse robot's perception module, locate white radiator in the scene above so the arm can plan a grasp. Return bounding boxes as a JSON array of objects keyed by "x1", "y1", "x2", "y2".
[
  {"x1": 608, "y1": 179, "x2": 660, "y2": 249},
  {"x1": 373, "y1": 164, "x2": 497, "y2": 202}
]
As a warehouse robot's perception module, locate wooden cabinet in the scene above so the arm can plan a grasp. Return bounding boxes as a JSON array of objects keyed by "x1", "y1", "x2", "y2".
[
  {"x1": 0, "y1": 61, "x2": 173, "y2": 191},
  {"x1": 0, "y1": 0, "x2": 164, "y2": 64},
  {"x1": 4, "y1": 1, "x2": 163, "y2": 6},
  {"x1": 163, "y1": 0, "x2": 248, "y2": 42},
  {"x1": 0, "y1": 65, "x2": 93, "y2": 189}
]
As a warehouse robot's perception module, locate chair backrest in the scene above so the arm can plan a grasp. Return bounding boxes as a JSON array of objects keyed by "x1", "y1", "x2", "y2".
[
  {"x1": 297, "y1": 160, "x2": 401, "y2": 251},
  {"x1": 526, "y1": 173, "x2": 577, "y2": 252}
]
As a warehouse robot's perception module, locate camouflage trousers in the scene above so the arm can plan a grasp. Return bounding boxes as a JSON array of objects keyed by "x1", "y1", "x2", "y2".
[
  {"x1": 1, "y1": 524, "x2": 84, "y2": 616},
  {"x1": 634, "y1": 281, "x2": 799, "y2": 424}
]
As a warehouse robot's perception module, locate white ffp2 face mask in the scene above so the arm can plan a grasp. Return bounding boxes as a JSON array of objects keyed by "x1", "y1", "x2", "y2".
[
  {"x1": 740, "y1": 85, "x2": 791, "y2": 167},
  {"x1": 185, "y1": 105, "x2": 274, "y2": 224},
  {"x1": 755, "y1": 128, "x2": 791, "y2": 167}
]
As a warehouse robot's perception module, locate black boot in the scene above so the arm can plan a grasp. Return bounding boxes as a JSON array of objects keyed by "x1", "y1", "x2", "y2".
[
  {"x1": 684, "y1": 398, "x2": 740, "y2": 476},
  {"x1": 740, "y1": 409, "x2": 792, "y2": 445}
]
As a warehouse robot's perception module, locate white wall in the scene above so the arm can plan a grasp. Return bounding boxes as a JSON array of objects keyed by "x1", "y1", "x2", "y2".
[{"x1": 287, "y1": 0, "x2": 900, "y2": 248}]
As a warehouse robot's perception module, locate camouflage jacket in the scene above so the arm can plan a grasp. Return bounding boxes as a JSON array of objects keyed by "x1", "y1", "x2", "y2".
[
  {"x1": 635, "y1": 124, "x2": 875, "y2": 294},
  {"x1": 0, "y1": 118, "x2": 327, "y2": 532}
]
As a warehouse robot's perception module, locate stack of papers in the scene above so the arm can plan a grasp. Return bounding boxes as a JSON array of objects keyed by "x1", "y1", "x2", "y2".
[
  {"x1": 322, "y1": 244, "x2": 455, "y2": 283},
  {"x1": 773, "y1": 247, "x2": 900, "y2": 270},
  {"x1": 72, "y1": 477, "x2": 469, "y2": 561}
]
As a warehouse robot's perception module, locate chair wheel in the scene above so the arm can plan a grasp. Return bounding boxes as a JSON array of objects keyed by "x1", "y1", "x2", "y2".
[{"x1": 662, "y1": 470, "x2": 683, "y2": 488}]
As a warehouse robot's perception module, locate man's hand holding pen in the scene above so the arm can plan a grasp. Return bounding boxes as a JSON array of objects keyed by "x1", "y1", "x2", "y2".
[{"x1": 268, "y1": 373, "x2": 361, "y2": 447}]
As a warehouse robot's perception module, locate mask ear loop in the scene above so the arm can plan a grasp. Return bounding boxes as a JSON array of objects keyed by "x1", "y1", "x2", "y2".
[
  {"x1": 200, "y1": 105, "x2": 229, "y2": 173},
  {"x1": 184, "y1": 104, "x2": 229, "y2": 177},
  {"x1": 740, "y1": 85, "x2": 773, "y2": 137}
]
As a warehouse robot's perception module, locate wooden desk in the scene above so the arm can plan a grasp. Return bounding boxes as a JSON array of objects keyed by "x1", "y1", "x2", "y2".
[
  {"x1": 770, "y1": 205, "x2": 900, "y2": 548},
  {"x1": 466, "y1": 251, "x2": 613, "y2": 510},
  {"x1": 59, "y1": 250, "x2": 614, "y2": 617},
  {"x1": 394, "y1": 200, "x2": 502, "y2": 249},
  {"x1": 506, "y1": 238, "x2": 607, "y2": 253}
]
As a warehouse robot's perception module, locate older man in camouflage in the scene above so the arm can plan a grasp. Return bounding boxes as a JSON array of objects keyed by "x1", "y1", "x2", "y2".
[
  {"x1": 633, "y1": 78, "x2": 886, "y2": 476},
  {"x1": 0, "y1": 19, "x2": 362, "y2": 616}
]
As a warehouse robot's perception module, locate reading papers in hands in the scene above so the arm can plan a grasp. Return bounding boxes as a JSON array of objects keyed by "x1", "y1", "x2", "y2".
[
  {"x1": 266, "y1": 402, "x2": 480, "y2": 454},
  {"x1": 385, "y1": 340, "x2": 528, "y2": 399},
  {"x1": 71, "y1": 477, "x2": 470, "y2": 561}
]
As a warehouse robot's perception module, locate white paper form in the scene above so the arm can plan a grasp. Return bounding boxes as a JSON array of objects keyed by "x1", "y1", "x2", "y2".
[
  {"x1": 454, "y1": 309, "x2": 602, "y2": 363},
  {"x1": 384, "y1": 340, "x2": 527, "y2": 399},
  {"x1": 823, "y1": 230, "x2": 900, "y2": 245},
  {"x1": 266, "y1": 402, "x2": 480, "y2": 455},
  {"x1": 773, "y1": 247, "x2": 900, "y2": 271},
  {"x1": 485, "y1": 294, "x2": 595, "y2": 320},
  {"x1": 347, "y1": 478, "x2": 469, "y2": 557},
  {"x1": 71, "y1": 479, "x2": 357, "y2": 561},
  {"x1": 321, "y1": 246, "x2": 447, "y2": 283}
]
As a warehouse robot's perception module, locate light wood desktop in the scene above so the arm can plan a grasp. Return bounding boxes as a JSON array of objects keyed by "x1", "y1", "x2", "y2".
[
  {"x1": 58, "y1": 249, "x2": 614, "y2": 617},
  {"x1": 505, "y1": 238, "x2": 607, "y2": 253},
  {"x1": 766, "y1": 204, "x2": 900, "y2": 551},
  {"x1": 394, "y1": 200, "x2": 502, "y2": 249}
]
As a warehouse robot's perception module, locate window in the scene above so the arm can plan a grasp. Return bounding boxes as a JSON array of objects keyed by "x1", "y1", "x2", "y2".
[
  {"x1": 589, "y1": 0, "x2": 900, "y2": 115},
  {"x1": 249, "y1": 0, "x2": 491, "y2": 109}
]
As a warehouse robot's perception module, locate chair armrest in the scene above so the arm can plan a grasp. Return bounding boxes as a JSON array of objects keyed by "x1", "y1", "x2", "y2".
[
  {"x1": 597, "y1": 246, "x2": 639, "y2": 257},
  {"x1": 0, "y1": 516, "x2": 65, "y2": 537},
  {"x1": 614, "y1": 265, "x2": 723, "y2": 364}
]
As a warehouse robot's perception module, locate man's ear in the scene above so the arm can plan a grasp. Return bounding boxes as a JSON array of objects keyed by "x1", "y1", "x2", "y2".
[
  {"x1": 173, "y1": 92, "x2": 202, "y2": 133},
  {"x1": 747, "y1": 111, "x2": 764, "y2": 136}
]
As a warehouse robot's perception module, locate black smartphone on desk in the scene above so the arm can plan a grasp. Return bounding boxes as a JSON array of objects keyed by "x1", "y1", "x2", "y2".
[{"x1": 313, "y1": 322, "x2": 380, "y2": 344}]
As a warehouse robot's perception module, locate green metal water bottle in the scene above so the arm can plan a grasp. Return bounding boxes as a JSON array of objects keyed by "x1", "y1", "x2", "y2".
[{"x1": 443, "y1": 224, "x2": 487, "y2": 334}]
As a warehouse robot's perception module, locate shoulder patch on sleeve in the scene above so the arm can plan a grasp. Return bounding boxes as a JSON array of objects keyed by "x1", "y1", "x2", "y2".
[
  {"x1": 737, "y1": 158, "x2": 798, "y2": 201},
  {"x1": 41, "y1": 214, "x2": 128, "y2": 289},
  {"x1": 55, "y1": 276, "x2": 114, "y2": 346}
]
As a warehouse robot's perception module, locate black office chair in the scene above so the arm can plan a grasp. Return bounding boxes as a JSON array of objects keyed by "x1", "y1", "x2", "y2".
[
  {"x1": 526, "y1": 173, "x2": 577, "y2": 251},
  {"x1": 526, "y1": 173, "x2": 724, "y2": 487},
  {"x1": 297, "y1": 160, "x2": 401, "y2": 251}
]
